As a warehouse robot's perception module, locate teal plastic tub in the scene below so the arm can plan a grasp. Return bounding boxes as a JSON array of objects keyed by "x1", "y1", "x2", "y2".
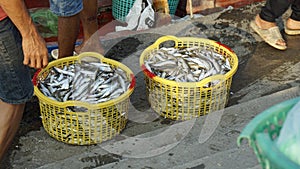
[
  {"x1": 168, "y1": 0, "x2": 180, "y2": 15},
  {"x1": 237, "y1": 96, "x2": 300, "y2": 169}
]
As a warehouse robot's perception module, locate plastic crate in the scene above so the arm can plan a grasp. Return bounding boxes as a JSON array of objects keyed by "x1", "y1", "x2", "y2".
[
  {"x1": 139, "y1": 35, "x2": 239, "y2": 120},
  {"x1": 32, "y1": 52, "x2": 135, "y2": 145},
  {"x1": 237, "y1": 97, "x2": 300, "y2": 169},
  {"x1": 112, "y1": 0, "x2": 179, "y2": 22}
]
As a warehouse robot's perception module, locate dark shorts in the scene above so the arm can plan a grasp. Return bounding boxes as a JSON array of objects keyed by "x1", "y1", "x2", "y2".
[
  {"x1": 49, "y1": 0, "x2": 83, "y2": 17},
  {"x1": 0, "y1": 17, "x2": 34, "y2": 104}
]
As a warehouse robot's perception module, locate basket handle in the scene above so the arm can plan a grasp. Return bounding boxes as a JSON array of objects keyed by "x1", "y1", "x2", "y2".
[
  {"x1": 195, "y1": 74, "x2": 227, "y2": 88},
  {"x1": 152, "y1": 35, "x2": 182, "y2": 49},
  {"x1": 77, "y1": 52, "x2": 104, "y2": 63}
]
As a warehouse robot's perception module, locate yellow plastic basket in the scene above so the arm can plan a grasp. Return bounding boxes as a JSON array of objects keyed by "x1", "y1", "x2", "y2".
[
  {"x1": 33, "y1": 52, "x2": 135, "y2": 145},
  {"x1": 140, "y1": 35, "x2": 238, "y2": 120}
]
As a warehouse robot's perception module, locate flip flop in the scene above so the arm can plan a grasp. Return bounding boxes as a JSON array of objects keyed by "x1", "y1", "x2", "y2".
[
  {"x1": 284, "y1": 27, "x2": 300, "y2": 35},
  {"x1": 50, "y1": 48, "x2": 78, "y2": 60},
  {"x1": 250, "y1": 21, "x2": 287, "y2": 50}
]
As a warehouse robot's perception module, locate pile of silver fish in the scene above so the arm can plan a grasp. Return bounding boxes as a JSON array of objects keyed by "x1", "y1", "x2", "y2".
[
  {"x1": 144, "y1": 46, "x2": 232, "y2": 83},
  {"x1": 143, "y1": 46, "x2": 232, "y2": 120},
  {"x1": 38, "y1": 60, "x2": 131, "y2": 104},
  {"x1": 38, "y1": 60, "x2": 131, "y2": 144}
]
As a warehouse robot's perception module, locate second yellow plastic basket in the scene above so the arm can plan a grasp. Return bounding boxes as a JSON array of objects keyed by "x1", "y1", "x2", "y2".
[
  {"x1": 140, "y1": 36, "x2": 238, "y2": 120},
  {"x1": 33, "y1": 52, "x2": 135, "y2": 145}
]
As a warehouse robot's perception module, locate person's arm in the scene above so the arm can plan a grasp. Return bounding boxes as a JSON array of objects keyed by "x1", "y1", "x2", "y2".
[{"x1": 0, "y1": 0, "x2": 48, "y2": 68}]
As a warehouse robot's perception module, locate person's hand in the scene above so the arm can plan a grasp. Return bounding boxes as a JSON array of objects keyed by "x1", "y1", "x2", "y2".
[{"x1": 22, "y1": 33, "x2": 48, "y2": 69}]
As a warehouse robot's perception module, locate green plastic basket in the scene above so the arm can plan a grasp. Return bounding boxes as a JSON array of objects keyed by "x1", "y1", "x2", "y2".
[
  {"x1": 112, "y1": 0, "x2": 134, "y2": 22},
  {"x1": 168, "y1": 0, "x2": 179, "y2": 15},
  {"x1": 237, "y1": 96, "x2": 300, "y2": 169},
  {"x1": 112, "y1": 0, "x2": 179, "y2": 22}
]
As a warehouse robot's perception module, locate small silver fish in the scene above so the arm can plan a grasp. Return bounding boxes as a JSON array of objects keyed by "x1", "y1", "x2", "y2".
[
  {"x1": 144, "y1": 46, "x2": 231, "y2": 83},
  {"x1": 38, "y1": 60, "x2": 131, "y2": 106}
]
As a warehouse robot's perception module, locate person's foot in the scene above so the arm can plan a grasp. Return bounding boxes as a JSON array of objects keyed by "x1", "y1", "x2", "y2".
[
  {"x1": 285, "y1": 18, "x2": 300, "y2": 35},
  {"x1": 254, "y1": 15, "x2": 277, "y2": 29},
  {"x1": 74, "y1": 44, "x2": 83, "y2": 54},
  {"x1": 252, "y1": 15, "x2": 286, "y2": 49},
  {"x1": 50, "y1": 48, "x2": 77, "y2": 60}
]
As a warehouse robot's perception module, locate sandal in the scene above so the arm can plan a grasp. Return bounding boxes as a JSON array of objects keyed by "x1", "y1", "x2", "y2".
[
  {"x1": 250, "y1": 21, "x2": 287, "y2": 50},
  {"x1": 285, "y1": 27, "x2": 300, "y2": 35}
]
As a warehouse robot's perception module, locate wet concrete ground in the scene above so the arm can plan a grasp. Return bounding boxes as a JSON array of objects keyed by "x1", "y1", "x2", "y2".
[{"x1": 1, "y1": 2, "x2": 300, "y2": 169}]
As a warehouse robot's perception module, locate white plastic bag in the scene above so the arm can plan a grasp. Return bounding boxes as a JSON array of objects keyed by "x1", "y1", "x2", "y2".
[
  {"x1": 115, "y1": 0, "x2": 155, "y2": 32},
  {"x1": 136, "y1": 0, "x2": 155, "y2": 31},
  {"x1": 276, "y1": 99, "x2": 300, "y2": 165},
  {"x1": 115, "y1": 0, "x2": 142, "y2": 31}
]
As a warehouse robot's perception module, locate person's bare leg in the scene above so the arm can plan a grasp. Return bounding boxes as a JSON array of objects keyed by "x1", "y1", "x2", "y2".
[
  {"x1": 80, "y1": 0, "x2": 98, "y2": 42},
  {"x1": 76, "y1": 0, "x2": 104, "y2": 54},
  {"x1": 57, "y1": 14, "x2": 81, "y2": 59},
  {"x1": 0, "y1": 101, "x2": 25, "y2": 162}
]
